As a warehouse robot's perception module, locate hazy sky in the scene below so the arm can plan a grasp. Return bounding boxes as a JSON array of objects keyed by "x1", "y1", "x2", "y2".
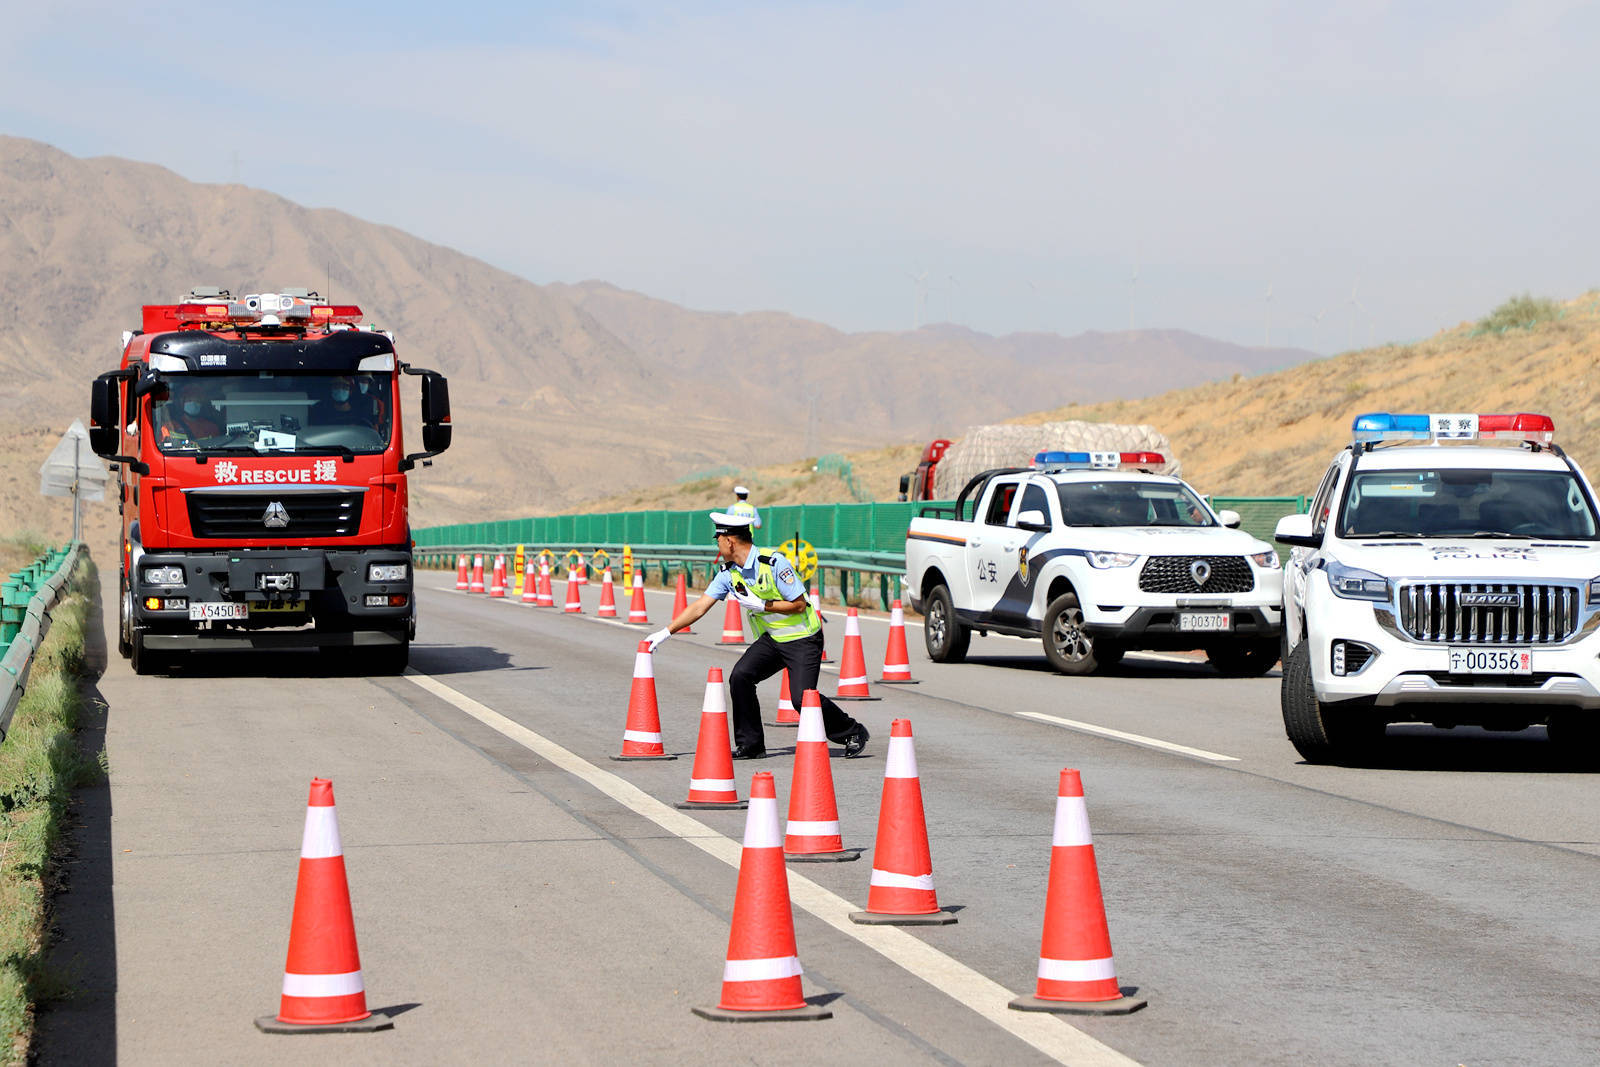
[{"x1": 4, "y1": 1, "x2": 1597, "y2": 353}]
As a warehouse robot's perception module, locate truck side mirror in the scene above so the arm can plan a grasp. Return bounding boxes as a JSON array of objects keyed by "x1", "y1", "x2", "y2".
[
  {"x1": 89, "y1": 377, "x2": 119, "y2": 457},
  {"x1": 423, "y1": 422, "x2": 452, "y2": 453},
  {"x1": 421, "y1": 373, "x2": 450, "y2": 425}
]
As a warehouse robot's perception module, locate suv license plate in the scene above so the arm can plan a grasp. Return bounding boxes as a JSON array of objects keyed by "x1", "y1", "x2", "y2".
[
  {"x1": 189, "y1": 602, "x2": 249, "y2": 621},
  {"x1": 1177, "y1": 612, "x2": 1231, "y2": 632},
  {"x1": 1448, "y1": 648, "x2": 1531, "y2": 675}
]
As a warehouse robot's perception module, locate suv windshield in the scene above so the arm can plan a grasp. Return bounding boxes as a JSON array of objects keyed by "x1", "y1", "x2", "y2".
[
  {"x1": 150, "y1": 371, "x2": 392, "y2": 456},
  {"x1": 1056, "y1": 481, "x2": 1214, "y2": 527},
  {"x1": 1340, "y1": 468, "x2": 1599, "y2": 539}
]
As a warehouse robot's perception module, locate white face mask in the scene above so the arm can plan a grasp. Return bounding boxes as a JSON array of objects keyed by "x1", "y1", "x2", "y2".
[
  {"x1": 183, "y1": 401, "x2": 203, "y2": 416},
  {"x1": 331, "y1": 388, "x2": 350, "y2": 403},
  {"x1": 357, "y1": 380, "x2": 370, "y2": 393}
]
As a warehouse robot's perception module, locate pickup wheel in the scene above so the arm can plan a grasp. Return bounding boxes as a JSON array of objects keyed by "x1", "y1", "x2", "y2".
[
  {"x1": 1280, "y1": 641, "x2": 1383, "y2": 764},
  {"x1": 923, "y1": 585, "x2": 970, "y2": 663},
  {"x1": 1207, "y1": 638, "x2": 1280, "y2": 677},
  {"x1": 1043, "y1": 592, "x2": 1106, "y2": 675}
]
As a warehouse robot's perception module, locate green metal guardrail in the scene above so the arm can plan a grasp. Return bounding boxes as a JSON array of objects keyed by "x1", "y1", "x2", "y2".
[{"x1": 1, "y1": 542, "x2": 85, "y2": 744}]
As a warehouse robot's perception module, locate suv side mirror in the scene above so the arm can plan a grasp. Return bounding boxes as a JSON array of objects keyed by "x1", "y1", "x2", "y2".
[
  {"x1": 1275, "y1": 512, "x2": 1319, "y2": 548},
  {"x1": 1216, "y1": 508, "x2": 1242, "y2": 529},
  {"x1": 1015, "y1": 508, "x2": 1050, "y2": 531}
]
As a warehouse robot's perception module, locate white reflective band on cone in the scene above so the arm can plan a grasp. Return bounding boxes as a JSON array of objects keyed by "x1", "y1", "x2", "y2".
[
  {"x1": 797, "y1": 711, "x2": 826, "y2": 743},
  {"x1": 282, "y1": 969, "x2": 364, "y2": 997},
  {"x1": 786, "y1": 819, "x2": 840, "y2": 836},
  {"x1": 300, "y1": 806, "x2": 342, "y2": 859},
  {"x1": 885, "y1": 736, "x2": 918, "y2": 779},
  {"x1": 1037, "y1": 956, "x2": 1117, "y2": 982},
  {"x1": 744, "y1": 797, "x2": 782, "y2": 848},
  {"x1": 690, "y1": 777, "x2": 736, "y2": 792},
  {"x1": 838, "y1": 675, "x2": 868, "y2": 687},
  {"x1": 633, "y1": 653, "x2": 654, "y2": 678},
  {"x1": 1052, "y1": 795, "x2": 1094, "y2": 847},
  {"x1": 845, "y1": 614, "x2": 861, "y2": 635},
  {"x1": 723, "y1": 955, "x2": 803, "y2": 983},
  {"x1": 870, "y1": 868, "x2": 934, "y2": 890},
  {"x1": 622, "y1": 730, "x2": 662, "y2": 744}
]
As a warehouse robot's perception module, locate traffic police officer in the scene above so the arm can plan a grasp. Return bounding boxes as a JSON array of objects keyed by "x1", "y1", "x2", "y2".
[
  {"x1": 648, "y1": 512, "x2": 868, "y2": 759},
  {"x1": 728, "y1": 486, "x2": 762, "y2": 529}
]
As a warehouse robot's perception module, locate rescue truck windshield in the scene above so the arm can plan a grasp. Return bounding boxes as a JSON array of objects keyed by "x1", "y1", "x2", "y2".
[
  {"x1": 1055, "y1": 480, "x2": 1215, "y2": 528},
  {"x1": 1338, "y1": 468, "x2": 1599, "y2": 540},
  {"x1": 152, "y1": 371, "x2": 393, "y2": 456}
]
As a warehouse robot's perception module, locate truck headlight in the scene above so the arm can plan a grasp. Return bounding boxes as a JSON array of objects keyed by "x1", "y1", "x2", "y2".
[
  {"x1": 141, "y1": 565, "x2": 184, "y2": 586},
  {"x1": 368, "y1": 563, "x2": 409, "y2": 583},
  {"x1": 1324, "y1": 560, "x2": 1391, "y2": 602},
  {"x1": 1249, "y1": 550, "x2": 1281, "y2": 570},
  {"x1": 1086, "y1": 551, "x2": 1138, "y2": 569}
]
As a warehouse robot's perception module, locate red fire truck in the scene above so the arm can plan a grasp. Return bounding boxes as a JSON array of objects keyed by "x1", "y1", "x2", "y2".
[{"x1": 88, "y1": 287, "x2": 452, "y2": 675}]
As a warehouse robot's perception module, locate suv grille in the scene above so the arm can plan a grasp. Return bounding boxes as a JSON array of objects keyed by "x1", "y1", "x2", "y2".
[
  {"x1": 1396, "y1": 582, "x2": 1580, "y2": 644},
  {"x1": 186, "y1": 492, "x2": 363, "y2": 539},
  {"x1": 1137, "y1": 556, "x2": 1254, "y2": 594}
]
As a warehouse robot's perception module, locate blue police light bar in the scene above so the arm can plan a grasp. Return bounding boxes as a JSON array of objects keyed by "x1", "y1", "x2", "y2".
[
  {"x1": 1352, "y1": 413, "x2": 1432, "y2": 442},
  {"x1": 1033, "y1": 451, "x2": 1092, "y2": 467}
]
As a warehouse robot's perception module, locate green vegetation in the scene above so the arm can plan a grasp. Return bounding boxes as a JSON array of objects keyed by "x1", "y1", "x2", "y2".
[
  {"x1": 1478, "y1": 294, "x2": 1562, "y2": 334},
  {"x1": 0, "y1": 559, "x2": 100, "y2": 1063}
]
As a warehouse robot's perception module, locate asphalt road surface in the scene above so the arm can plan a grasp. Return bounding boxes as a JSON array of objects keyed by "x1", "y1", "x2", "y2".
[{"x1": 34, "y1": 564, "x2": 1600, "y2": 1065}]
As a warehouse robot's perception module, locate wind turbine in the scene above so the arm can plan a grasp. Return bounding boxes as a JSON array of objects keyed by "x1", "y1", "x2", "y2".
[
  {"x1": 907, "y1": 270, "x2": 930, "y2": 329},
  {"x1": 1305, "y1": 307, "x2": 1328, "y2": 352},
  {"x1": 1128, "y1": 264, "x2": 1140, "y2": 332},
  {"x1": 1264, "y1": 282, "x2": 1275, "y2": 347}
]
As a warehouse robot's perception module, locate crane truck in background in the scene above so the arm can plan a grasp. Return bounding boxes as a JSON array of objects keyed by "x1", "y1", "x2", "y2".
[{"x1": 87, "y1": 287, "x2": 452, "y2": 676}]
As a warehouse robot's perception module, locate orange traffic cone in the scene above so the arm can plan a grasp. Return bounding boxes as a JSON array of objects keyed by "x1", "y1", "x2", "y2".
[
  {"x1": 563, "y1": 569, "x2": 583, "y2": 613},
  {"x1": 673, "y1": 572, "x2": 693, "y2": 633},
  {"x1": 468, "y1": 554, "x2": 485, "y2": 594},
  {"x1": 489, "y1": 555, "x2": 507, "y2": 598},
  {"x1": 521, "y1": 560, "x2": 539, "y2": 604},
  {"x1": 455, "y1": 554, "x2": 469, "y2": 591},
  {"x1": 677, "y1": 668, "x2": 746, "y2": 810},
  {"x1": 849, "y1": 720, "x2": 954, "y2": 925},
  {"x1": 627, "y1": 573, "x2": 649, "y2": 625},
  {"x1": 770, "y1": 668, "x2": 800, "y2": 727},
  {"x1": 784, "y1": 690, "x2": 860, "y2": 863},
  {"x1": 575, "y1": 559, "x2": 588, "y2": 586},
  {"x1": 692, "y1": 771, "x2": 831, "y2": 1022},
  {"x1": 878, "y1": 600, "x2": 918, "y2": 684},
  {"x1": 597, "y1": 569, "x2": 618, "y2": 618},
  {"x1": 719, "y1": 598, "x2": 746, "y2": 645},
  {"x1": 535, "y1": 563, "x2": 555, "y2": 608},
  {"x1": 611, "y1": 641, "x2": 676, "y2": 761},
  {"x1": 834, "y1": 608, "x2": 879, "y2": 700},
  {"x1": 256, "y1": 779, "x2": 391, "y2": 1033},
  {"x1": 1008, "y1": 769, "x2": 1146, "y2": 1015}
]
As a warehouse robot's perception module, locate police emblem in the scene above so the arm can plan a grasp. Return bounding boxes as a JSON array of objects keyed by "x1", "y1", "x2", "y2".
[
  {"x1": 778, "y1": 566, "x2": 796, "y2": 584},
  {"x1": 1018, "y1": 545, "x2": 1030, "y2": 584}
]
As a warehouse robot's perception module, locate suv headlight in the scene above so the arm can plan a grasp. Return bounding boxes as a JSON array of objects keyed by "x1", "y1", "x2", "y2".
[
  {"x1": 1249, "y1": 549, "x2": 1281, "y2": 570},
  {"x1": 141, "y1": 565, "x2": 184, "y2": 586},
  {"x1": 1324, "y1": 560, "x2": 1391, "y2": 602},
  {"x1": 368, "y1": 563, "x2": 409, "y2": 582},
  {"x1": 1086, "y1": 551, "x2": 1138, "y2": 569},
  {"x1": 1589, "y1": 577, "x2": 1600, "y2": 606}
]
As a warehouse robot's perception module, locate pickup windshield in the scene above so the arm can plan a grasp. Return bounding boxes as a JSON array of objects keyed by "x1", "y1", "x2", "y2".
[
  {"x1": 150, "y1": 371, "x2": 392, "y2": 456},
  {"x1": 1055, "y1": 481, "x2": 1215, "y2": 527},
  {"x1": 1339, "y1": 468, "x2": 1599, "y2": 539}
]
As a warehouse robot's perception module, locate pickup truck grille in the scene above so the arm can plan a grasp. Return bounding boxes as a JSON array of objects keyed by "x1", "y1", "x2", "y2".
[
  {"x1": 186, "y1": 492, "x2": 363, "y2": 539},
  {"x1": 1138, "y1": 556, "x2": 1254, "y2": 594},
  {"x1": 1396, "y1": 582, "x2": 1581, "y2": 644}
]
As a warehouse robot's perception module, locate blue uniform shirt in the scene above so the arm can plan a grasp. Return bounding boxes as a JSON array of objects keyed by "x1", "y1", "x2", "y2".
[{"x1": 705, "y1": 549, "x2": 806, "y2": 602}]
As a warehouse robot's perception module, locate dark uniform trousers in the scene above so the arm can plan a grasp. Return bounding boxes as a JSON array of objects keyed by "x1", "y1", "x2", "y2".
[{"x1": 728, "y1": 629, "x2": 860, "y2": 750}]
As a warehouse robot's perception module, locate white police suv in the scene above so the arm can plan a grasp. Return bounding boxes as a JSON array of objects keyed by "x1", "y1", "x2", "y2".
[{"x1": 1276, "y1": 412, "x2": 1600, "y2": 763}]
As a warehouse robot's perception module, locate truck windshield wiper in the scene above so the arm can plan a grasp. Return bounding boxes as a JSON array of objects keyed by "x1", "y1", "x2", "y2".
[{"x1": 300, "y1": 445, "x2": 357, "y2": 460}]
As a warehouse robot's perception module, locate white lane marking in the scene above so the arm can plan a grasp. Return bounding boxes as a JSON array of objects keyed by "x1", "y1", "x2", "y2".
[
  {"x1": 1017, "y1": 712, "x2": 1239, "y2": 762},
  {"x1": 403, "y1": 669, "x2": 1140, "y2": 1067}
]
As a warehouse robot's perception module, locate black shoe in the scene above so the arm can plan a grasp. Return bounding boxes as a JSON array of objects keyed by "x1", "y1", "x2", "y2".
[
  {"x1": 843, "y1": 725, "x2": 870, "y2": 758},
  {"x1": 731, "y1": 745, "x2": 768, "y2": 760}
]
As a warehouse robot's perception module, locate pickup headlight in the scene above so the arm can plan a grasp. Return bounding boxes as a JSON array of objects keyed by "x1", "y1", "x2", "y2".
[
  {"x1": 1249, "y1": 550, "x2": 1281, "y2": 570},
  {"x1": 1324, "y1": 560, "x2": 1391, "y2": 602},
  {"x1": 1086, "y1": 551, "x2": 1138, "y2": 569},
  {"x1": 368, "y1": 563, "x2": 409, "y2": 582},
  {"x1": 141, "y1": 565, "x2": 184, "y2": 586}
]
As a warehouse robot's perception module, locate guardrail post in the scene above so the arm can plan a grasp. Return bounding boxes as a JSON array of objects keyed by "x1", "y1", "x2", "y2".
[{"x1": 0, "y1": 581, "x2": 23, "y2": 645}]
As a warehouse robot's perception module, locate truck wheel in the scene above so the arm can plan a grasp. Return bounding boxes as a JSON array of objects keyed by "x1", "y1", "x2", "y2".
[
  {"x1": 1280, "y1": 641, "x2": 1382, "y2": 764},
  {"x1": 923, "y1": 586, "x2": 969, "y2": 663},
  {"x1": 1043, "y1": 592, "x2": 1105, "y2": 675},
  {"x1": 1207, "y1": 638, "x2": 1280, "y2": 677},
  {"x1": 130, "y1": 629, "x2": 165, "y2": 676},
  {"x1": 118, "y1": 581, "x2": 133, "y2": 660}
]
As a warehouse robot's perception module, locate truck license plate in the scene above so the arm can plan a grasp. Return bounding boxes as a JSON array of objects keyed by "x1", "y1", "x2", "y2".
[
  {"x1": 1177, "y1": 612, "x2": 1231, "y2": 632},
  {"x1": 249, "y1": 599, "x2": 307, "y2": 614},
  {"x1": 1448, "y1": 648, "x2": 1531, "y2": 675},
  {"x1": 189, "y1": 602, "x2": 249, "y2": 621}
]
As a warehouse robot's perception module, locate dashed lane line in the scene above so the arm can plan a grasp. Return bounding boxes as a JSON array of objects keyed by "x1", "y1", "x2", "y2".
[
  {"x1": 402, "y1": 668, "x2": 1140, "y2": 1067},
  {"x1": 1017, "y1": 712, "x2": 1240, "y2": 762}
]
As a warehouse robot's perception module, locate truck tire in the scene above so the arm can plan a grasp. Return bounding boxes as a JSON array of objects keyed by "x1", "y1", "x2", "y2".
[
  {"x1": 1043, "y1": 592, "x2": 1107, "y2": 675},
  {"x1": 118, "y1": 580, "x2": 133, "y2": 660},
  {"x1": 923, "y1": 585, "x2": 970, "y2": 663},
  {"x1": 129, "y1": 629, "x2": 165, "y2": 676},
  {"x1": 1207, "y1": 638, "x2": 1280, "y2": 677},
  {"x1": 1280, "y1": 641, "x2": 1382, "y2": 764}
]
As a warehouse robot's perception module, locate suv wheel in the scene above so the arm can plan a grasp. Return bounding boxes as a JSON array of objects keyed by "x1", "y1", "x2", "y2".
[
  {"x1": 923, "y1": 585, "x2": 970, "y2": 663},
  {"x1": 1207, "y1": 638, "x2": 1280, "y2": 677},
  {"x1": 1281, "y1": 641, "x2": 1383, "y2": 764},
  {"x1": 1044, "y1": 592, "x2": 1105, "y2": 675}
]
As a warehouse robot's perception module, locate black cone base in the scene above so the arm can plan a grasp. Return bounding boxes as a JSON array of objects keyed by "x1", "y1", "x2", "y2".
[
  {"x1": 1007, "y1": 992, "x2": 1147, "y2": 1015},
  {"x1": 848, "y1": 909, "x2": 957, "y2": 925},
  {"x1": 255, "y1": 1012, "x2": 395, "y2": 1034},
  {"x1": 692, "y1": 1002, "x2": 833, "y2": 1023}
]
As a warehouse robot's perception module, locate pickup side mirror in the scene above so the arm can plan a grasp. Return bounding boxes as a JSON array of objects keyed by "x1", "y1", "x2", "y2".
[
  {"x1": 1275, "y1": 512, "x2": 1319, "y2": 548},
  {"x1": 1015, "y1": 509, "x2": 1050, "y2": 531},
  {"x1": 1216, "y1": 508, "x2": 1242, "y2": 529}
]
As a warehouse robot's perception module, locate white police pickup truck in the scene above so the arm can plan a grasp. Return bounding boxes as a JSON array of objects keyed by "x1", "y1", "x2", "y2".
[
  {"x1": 904, "y1": 451, "x2": 1285, "y2": 675},
  {"x1": 1275, "y1": 412, "x2": 1600, "y2": 764}
]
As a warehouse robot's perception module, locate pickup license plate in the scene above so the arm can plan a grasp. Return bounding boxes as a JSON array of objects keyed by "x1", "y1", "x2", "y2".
[
  {"x1": 1448, "y1": 648, "x2": 1531, "y2": 675},
  {"x1": 1177, "y1": 612, "x2": 1231, "y2": 632},
  {"x1": 189, "y1": 602, "x2": 249, "y2": 621}
]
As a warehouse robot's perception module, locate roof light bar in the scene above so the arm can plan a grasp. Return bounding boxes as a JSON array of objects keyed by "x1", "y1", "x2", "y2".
[
  {"x1": 1351, "y1": 412, "x2": 1554, "y2": 445},
  {"x1": 1032, "y1": 450, "x2": 1166, "y2": 470}
]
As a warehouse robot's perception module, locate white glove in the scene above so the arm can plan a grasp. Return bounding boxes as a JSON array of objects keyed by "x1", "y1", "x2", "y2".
[
  {"x1": 732, "y1": 590, "x2": 766, "y2": 613},
  {"x1": 646, "y1": 627, "x2": 672, "y2": 652}
]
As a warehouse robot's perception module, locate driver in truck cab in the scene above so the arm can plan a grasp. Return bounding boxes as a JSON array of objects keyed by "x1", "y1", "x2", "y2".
[
  {"x1": 156, "y1": 378, "x2": 223, "y2": 444},
  {"x1": 311, "y1": 375, "x2": 380, "y2": 428}
]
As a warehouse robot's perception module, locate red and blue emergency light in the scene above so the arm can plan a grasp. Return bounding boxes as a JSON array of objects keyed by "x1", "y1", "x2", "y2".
[
  {"x1": 1351, "y1": 412, "x2": 1554, "y2": 446},
  {"x1": 1032, "y1": 450, "x2": 1166, "y2": 470}
]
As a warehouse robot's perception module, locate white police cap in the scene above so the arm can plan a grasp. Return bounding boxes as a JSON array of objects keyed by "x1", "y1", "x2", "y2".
[
  {"x1": 734, "y1": 485, "x2": 750, "y2": 497},
  {"x1": 710, "y1": 510, "x2": 752, "y2": 533}
]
